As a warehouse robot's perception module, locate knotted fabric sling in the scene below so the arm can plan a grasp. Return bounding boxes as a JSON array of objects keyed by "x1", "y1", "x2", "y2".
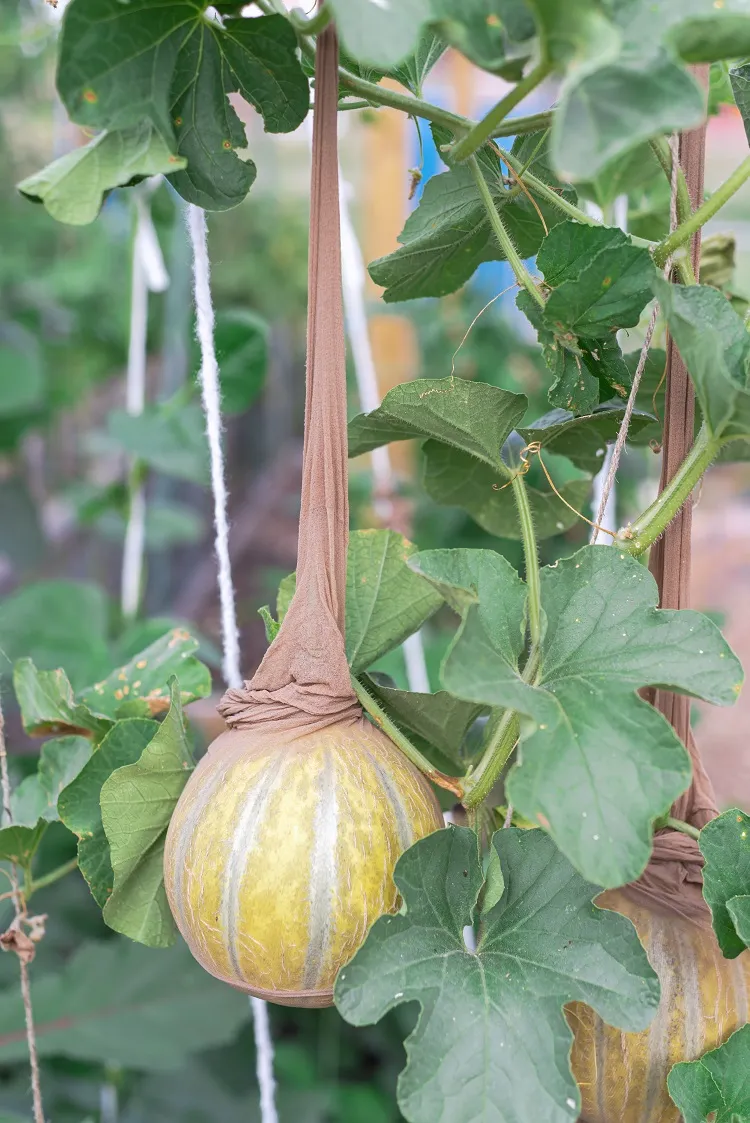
[{"x1": 219, "y1": 27, "x2": 360, "y2": 736}]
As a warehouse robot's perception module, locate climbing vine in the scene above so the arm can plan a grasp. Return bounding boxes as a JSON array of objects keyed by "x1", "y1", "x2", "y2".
[{"x1": 5, "y1": 2, "x2": 750, "y2": 1121}]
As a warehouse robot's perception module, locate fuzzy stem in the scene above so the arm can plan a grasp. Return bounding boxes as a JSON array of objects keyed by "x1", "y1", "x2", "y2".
[
  {"x1": 619, "y1": 423, "x2": 718, "y2": 555},
  {"x1": 450, "y1": 61, "x2": 552, "y2": 163},
  {"x1": 26, "y1": 857, "x2": 79, "y2": 899},
  {"x1": 649, "y1": 136, "x2": 692, "y2": 227},
  {"x1": 653, "y1": 155, "x2": 750, "y2": 270},
  {"x1": 337, "y1": 68, "x2": 470, "y2": 132},
  {"x1": 512, "y1": 473, "x2": 542, "y2": 648},
  {"x1": 665, "y1": 816, "x2": 701, "y2": 841},
  {"x1": 288, "y1": 2, "x2": 330, "y2": 34},
  {"x1": 469, "y1": 155, "x2": 544, "y2": 307},
  {"x1": 352, "y1": 676, "x2": 463, "y2": 798},
  {"x1": 463, "y1": 711, "x2": 519, "y2": 811},
  {"x1": 491, "y1": 110, "x2": 553, "y2": 139}
]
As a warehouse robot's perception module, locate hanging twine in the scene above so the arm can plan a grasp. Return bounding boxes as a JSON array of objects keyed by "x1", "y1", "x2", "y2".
[
  {"x1": 0, "y1": 702, "x2": 45, "y2": 1123},
  {"x1": 592, "y1": 134, "x2": 681, "y2": 534},
  {"x1": 186, "y1": 203, "x2": 278, "y2": 1123}
]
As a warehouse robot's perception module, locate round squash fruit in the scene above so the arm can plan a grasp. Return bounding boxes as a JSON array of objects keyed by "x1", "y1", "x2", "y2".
[
  {"x1": 568, "y1": 887, "x2": 750, "y2": 1122},
  {"x1": 164, "y1": 718, "x2": 444, "y2": 1007}
]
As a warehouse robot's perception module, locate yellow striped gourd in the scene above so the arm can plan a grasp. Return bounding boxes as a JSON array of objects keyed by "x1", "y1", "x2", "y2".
[
  {"x1": 569, "y1": 888, "x2": 750, "y2": 1122},
  {"x1": 164, "y1": 719, "x2": 443, "y2": 1007}
]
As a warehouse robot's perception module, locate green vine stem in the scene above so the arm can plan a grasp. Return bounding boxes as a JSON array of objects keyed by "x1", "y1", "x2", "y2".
[
  {"x1": 288, "y1": 2, "x2": 331, "y2": 34},
  {"x1": 469, "y1": 154, "x2": 544, "y2": 307},
  {"x1": 26, "y1": 857, "x2": 79, "y2": 900},
  {"x1": 352, "y1": 676, "x2": 464, "y2": 798},
  {"x1": 618, "y1": 423, "x2": 718, "y2": 555},
  {"x1": 665, "y1": 816, "x2": 701, "y2": 841},
  {"x1": 653, "y1": 155, "x2": 750, "y2": 270},
  {"x1": 463, "y1": 711, "x2": 520, "y2": 810},
  {"x1": 491, "y1": 110, "x2": 553, "y2": 139},
  {"x1": 512, "y1": 473, "x2": 542, "y2": 648},
  {"x1": 449, "y1": 61, "x2": 552, "y2": 163},
  {"x1": 649, "y1": 136, "x2": 692, "y2": 228}
]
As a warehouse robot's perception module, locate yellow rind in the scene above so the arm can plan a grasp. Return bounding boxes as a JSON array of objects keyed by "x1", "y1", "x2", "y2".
[
  {"x1": 164, "y1": 718, "x2": 444, "y2": 1006},
  {"x1": 569, "y1": 888, "x2": 750, "y2": 1123}
]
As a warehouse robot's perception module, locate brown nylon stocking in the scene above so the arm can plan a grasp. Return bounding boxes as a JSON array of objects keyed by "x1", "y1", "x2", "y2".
[
  {"x1": 219, "y1": 28, "x2": 360, "y2": 735},
  {"x1": 625, "y1": 67, "x2": 718, "y2": 926}
]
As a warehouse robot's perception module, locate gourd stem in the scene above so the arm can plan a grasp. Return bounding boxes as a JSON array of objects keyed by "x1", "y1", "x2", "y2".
[
  {"x1": 665, "y1": 816, "x2": 701, "y2": 842},
  {"x1": 469, "y1": 155, "x2": 544, "y2": 308},
  {"x1": 618, "y1": 423, "x2": 718, "y2": 555},
  {"x1": 649, "y1": 136, "x2": 692, "y2": 227},
  {"x1": 653, "y1": 155, "x2": 750, "y2": 270},
  {"x1": 449, "y1": 61, "x2": 552, "y2": 163},
  {"x1": 462, "y1": 711, "x2": 519, "y2": 811},
  {"x1": 26, "y1": 857, "x2": 79, "y2": 899},
  {"x1": 288, "y1": 2, "x2": 330, "y2": 34},
  {"x1": 512, "y1": 473, "x2": 542, "y2": 648},
  {"x1": 352, "y1": 676, "x2": 464, "y2": 798}
]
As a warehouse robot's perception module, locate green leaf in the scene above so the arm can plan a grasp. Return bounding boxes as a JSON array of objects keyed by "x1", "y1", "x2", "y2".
[
  {"x1": 348, "y1": 376, "x2": 527, "y2": 467},
  {"x1": 327, "y1": 0, "x2": 429, "y2": 69},
  {"x1": 414, "y1": 545, "x2": 741, "y2": 887},
  {"x1": 0, "y1": 580, "x2": 110, "y2": 690},
  {"x1": 368, "y1": 160, "x2": 562, "y2": 302},
  {"x1": 731, "y1": 61, "x2": 750, "y2": 148},
  {"x1": 727, "y1": 896, "x2": 750, "y2": 948},
  {"x1": 0, "y1": 821, "x2": 45, "y2": 867},
  {"x1": 653, "y1": 277, "x2": 750, "y2": 445},
  {"x1": 362, "y1": 676, "x2": 485, "y2": 765},
  {"x1": 107, "y1": 402, "x2": 209, "y2": 484},
  {"x1": 668, "y1": 1023, "x2": 750, "y2": 1123},
  {"x1": 575, "y1": 142, "x2": 663, "y2": 211},
  {"x1": 539, "y1": 223, "x2": 657, "y2": 338},
  {"x1": 57, "y1": 6, "x2": 308, "y2": 211},
  {"x1": 17, "y1": 122, "x2": 186, "y2": 226},
  {"x1": 429, "y1": 1, "x2": 534, "y2": 77},
  {"x1": 58, "y1": 719, "x2": 158, "y2": 908},
  {"x1": 421, "y1": 440, "x2": 592, "y2": 540},
  {"x1": 0, "y1": 937, "x2": 249, "y2": 1069},
  {"x1": 12, "y1": 736, "x2": 93, "y2": 828},
  {"x1": 518, "y1": 406, "x2": 657, "y2": 474},
  {"x1": 619, "y1": 0, "x2": 750, "y2": 65},
  {"x1": 205, "y1": 308, "x2": 269, "y2": 415},
  {"x1": 79, "y1": 627, "x2": 211, "y2": 720},
  {"x1": 388, "y1": 31, "x2": 446, "y2": 96},
  {"x1": 100, "y1": 680, "x2": 193, "y2": 947},
  {"x1": 527, "y1": 0, "x2": 619, "y2": 66},
  {"x1": 346, "y1": 530, "x2": 443, "y2": 673},
  {"x1": 699, "y1": 808, "x2": 750, "y2": 958},
  {"x1": 336, "y1": 825, "x2": 659, "y2": 1123},
  {"x1": 12, "y1": 661, "x2": 109, "y2": 740}
]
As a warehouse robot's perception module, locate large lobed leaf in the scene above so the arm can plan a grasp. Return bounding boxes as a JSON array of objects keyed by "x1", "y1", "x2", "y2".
[
  {"x1": 0, "y1": 937, "x2": 248, "y2": 1070},
  {"x1": 336, "y1": 825, "x2": 659, "y2": 1123},
  {"x1": 50, "y1": 3, "x2": 308, "y2": 213},
  {"x1": 668, "y1": 1023, "x2": 750, "y2": 1123},
  {"x1": 412, "y1": 545, "x2": 742, "y2": 887},
  {"x1": 12, "y1": 736, "x2": 93, "y2": 828}
]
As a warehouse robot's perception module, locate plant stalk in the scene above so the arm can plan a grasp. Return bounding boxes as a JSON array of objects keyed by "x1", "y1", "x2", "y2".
[
  {"x1": 665, "y1": 816, "x2": 701, "y2": 841},
  {"x1": 653, "y1": 155, "x2": 750, "y2": 270},
  {"x1": 450, "y1": 61, "x2": 552, "y2": 163},
  {"x1": 469, "y1": 155, "x2": 544, "y2": 308},
  {"x1": 491, "y1": 110, "x2": 553, "y2": 139},
  {"x1": 288, "y1": 2, "x2": 330, "y2": 34},
  {"x1": 26, "y1": 857, "x2": 79, "y2": 899},
  {"x1": 619, "y1": 423, "x2": 718, "y2": 555},
  {"x1": 512, "y1": 473, "x2": 542, "y2": 648},
  {"x1": 352, "y1": 676, "x2": 463, "y2": 798},
  {"x1": 649, "y1": 136, "x2": 692, "y2": 227}
]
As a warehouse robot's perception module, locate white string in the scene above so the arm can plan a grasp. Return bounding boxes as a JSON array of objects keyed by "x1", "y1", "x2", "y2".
[
  {"x1": 338, "y1": 170, "x2": 432, "y2": 694},
  {"x1": 186, "y1": 203, "x2": 278, "y2": 1123},
  {"x1": 592, "y1": 137, "x2": 681, "y2": 536}
]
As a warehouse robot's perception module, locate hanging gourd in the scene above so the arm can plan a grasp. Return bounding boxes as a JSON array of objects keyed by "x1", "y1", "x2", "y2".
[
  {"x1": 569, "y1": 104, "x2": 750, "y2": 1119},
  {"x1": 163, "y1": 29, "x2": 443, "y2": 1008}
]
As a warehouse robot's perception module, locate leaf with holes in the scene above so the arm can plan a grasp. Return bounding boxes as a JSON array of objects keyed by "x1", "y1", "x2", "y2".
[
  {"x1": 413, "y1": 545, "x2": 741, "y2": 887},
  {"x1": 0, "y1": 937, "x2": 248, "y2": 1069},
  {"x1": 12, "y1": 736, "x2": 93, "y2": 828},
  {"x1": 100, "y1": 681, "x2": 193, "y2": 947},
  {"x1": 17, "y1": 122, "x2": 186, "y2": 226},
  {"x1": 668, "y1": 1023, "x2": 750, "y2": 1123},
  {"x1": 12, "y1": 661, "x2": 109, "y2": 740},
  {"x1": 56, "y1": 5, "x2": 308, "y2": 210},
  {"x1": 699, "y1": 808, "x2": 750, "y2": 959},
  {"x1": 58, "y1": 719, "x2": 159, "y2": 908},
  {"x1": 336, "y1": 825, "x2": 659, "y2": 1123},
  {"x1": 79, "y1": 628, "x2": 211, "y2": 721}
]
